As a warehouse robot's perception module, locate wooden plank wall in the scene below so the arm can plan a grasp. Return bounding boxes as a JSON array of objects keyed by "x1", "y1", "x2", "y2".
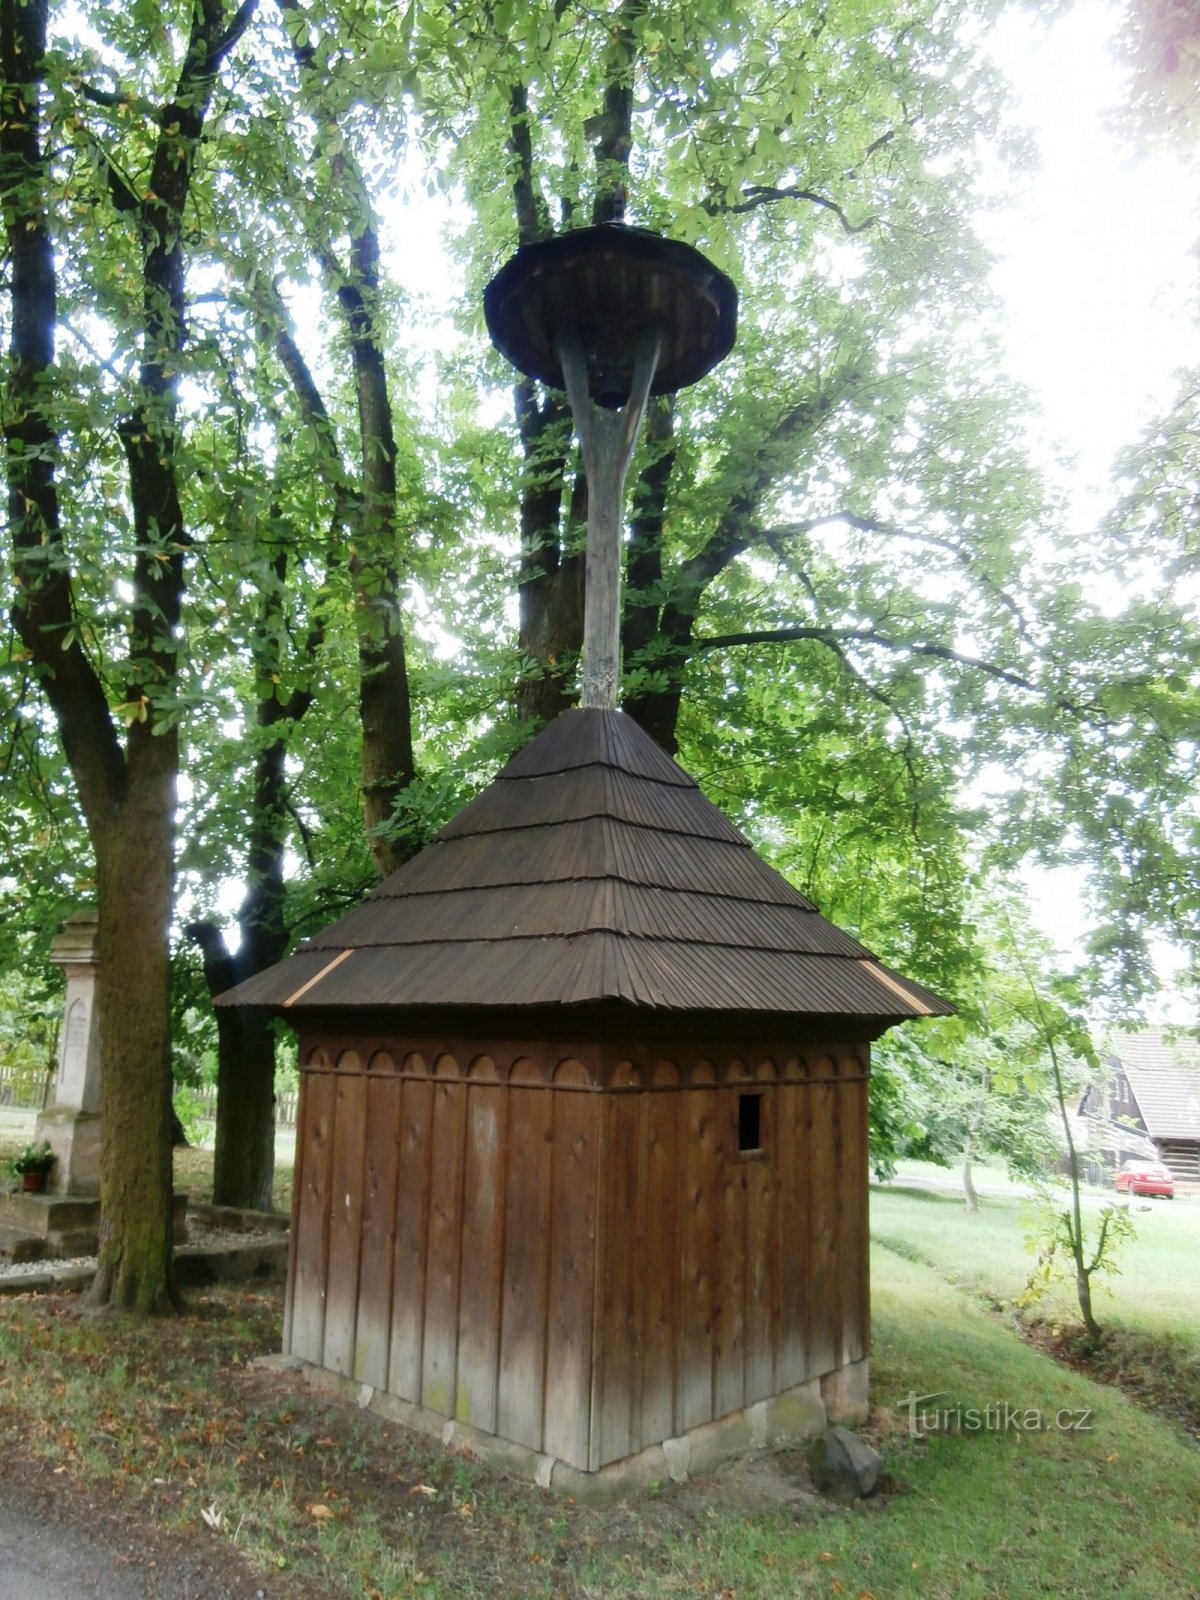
[
  {"x1": 286, "y1": 1037, "x2": 870, "y2": 1475},
  {"x1": 591, "y1": 1046, "x2": 869, "y2": 1468},
  {"x1": 287, "y1": 1044, "x2": 600, "y2": 1471}
]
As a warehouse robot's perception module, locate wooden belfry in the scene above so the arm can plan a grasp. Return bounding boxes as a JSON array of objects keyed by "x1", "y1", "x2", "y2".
[{"x1": 220, "y1": 227, "x2": 950, "y2": 1485}]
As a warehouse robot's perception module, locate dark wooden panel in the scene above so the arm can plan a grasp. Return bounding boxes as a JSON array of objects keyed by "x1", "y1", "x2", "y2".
[
  {"x1": 281, "y1": 1072, "x2": 307, "y2": 1356},
  {"x1": 455, "y1": 1081, "x2": 508, "y2": 1433},
  {"x1": 807, "y1": 1073, "x2": 840, "y2": 1376},
  {"x1": 323, "y1": 1071, "x2": 368, "y2": 1377},
  {"x1": 776, "y1": 1081, "x2": 811, "y2": 1388},
  {"x1": 679, "y1": 1080, "x2": 720, "y2": 1431},
  {"x1": 713, "y1": 1093, "x2": 746, "y2": 1420},
  {"x1": 354, "y1": 1074, "x2": 402, "y2": 1388},
  {"x1": 544, "y1": 1072, "x2": 599, "y2": 1469},
  {"x1": 841, "y1": 1070, "x2": 869, "y2": 1365},
  {"x1": 421, "y1": 1077, "x2": 469, "y2": 1417},
  {"x1": 640, "y1": 1080, "x2": 680, "y2": 1447},
  {"x1": 744, "y1": 1103, "x2": 776, "y2": 1404},
  {"x1": 388, "y1": 1075, "x2": 434, "y2": 1402},
  {"x1": 288, "y1": 1068, "x2": 336, "y2": 1365},
  {"x1": 497, "y1": 1082, "x2": 553, "y2": 1450},
  {"x1": 594, "y1": 1093, "x2": 642, "y2": 1466}
]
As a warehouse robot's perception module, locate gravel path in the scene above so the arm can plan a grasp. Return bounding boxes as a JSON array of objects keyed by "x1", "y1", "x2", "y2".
[
  {"x1": 0, "y1": 1222, "x2": 284, "y2": 1288},
  {"x1": 0, "y1": 1460, "x2": 289, "y2": 1600},
  {"x1": 0, "y1": 1494, "x2": 148, "y2": 1600}
]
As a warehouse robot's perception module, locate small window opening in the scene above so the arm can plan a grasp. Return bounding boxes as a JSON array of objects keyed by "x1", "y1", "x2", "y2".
[{"x1": 738, "y1": 1092, "x2": 763, "y2": 1153}]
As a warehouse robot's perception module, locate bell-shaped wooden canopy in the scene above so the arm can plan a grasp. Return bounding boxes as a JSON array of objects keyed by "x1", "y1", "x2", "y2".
[{"x1": 483, "y1": 224, "x2": 737, "y2": 408}]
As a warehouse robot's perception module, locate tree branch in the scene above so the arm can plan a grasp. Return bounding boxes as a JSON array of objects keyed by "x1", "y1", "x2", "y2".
[
  {"x1": 208, "y1": 0, "x2": 259, "y2": 72},
  {"x1": 705, "y1": 183, "x2": 877, "y2": 234},
  {"x1": 763, "y1": 511, "x2": 1031, "y2": 639},
  {"x1": 245, "y1": 272, "x2": 363, "y2": 532},
  {"x1": 123, "y1": 0, "x2": 244, "y2": 712},
  {"x1": 278, "y1": 0, "x2": 414, "y2": 873},
  {"x1": 508, "y1": 82, "x2": 551, "y2": 245},
  {"x1": 184, "y1": 919, "x2": 237, "y2": 998},
  {"x1": 2, "y1": 0, "x2": 127, "y2": 825},
  {"x1": 78, "y1": 80, "x2": 158, "y2": 118},
  {"x1": 695, "y1": 623, "x2": 1044, "y2": 696},
  {"x1": 589, "y1": 0, "x2": 644, "y2": 223},
  {"x1": 678, "y1": 376, "x2": 861, "y2": 600}
]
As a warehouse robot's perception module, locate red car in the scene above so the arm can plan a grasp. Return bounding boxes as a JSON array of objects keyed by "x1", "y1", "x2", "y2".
[{"x1": 1114, "y1": 1157, "x2": 1174, "y2": 1198}]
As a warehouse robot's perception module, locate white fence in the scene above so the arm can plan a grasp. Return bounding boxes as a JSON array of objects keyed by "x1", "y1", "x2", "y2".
[
  {"x1": 0, "y1": 1063, "x2": 54, "y2": 1111},
  {"x1": 1, "y1": 1062, "x2": 299, "y2": 1129},
  {"x1": 186, "y1": 1084, "x2": 299, "y2": 1130}
]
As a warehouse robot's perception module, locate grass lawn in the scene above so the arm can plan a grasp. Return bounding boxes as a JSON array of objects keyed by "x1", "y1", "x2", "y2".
[
  {"x1": 1, "y1": 1201, "x2": 1197, "y2": 1597},
  {"x1": 4, "y1": 1133, "x2": 1197, "y2": 1596},
  {"x1": 173, "y1": 1128, "x2": 299, "y2": 1217},
  {"x1": 0, "y1": 1116, "x2": 298, "y2": 1218},
  {"x1": 871, "y1": 1179, "x2": 1200, "y2": 1359}
]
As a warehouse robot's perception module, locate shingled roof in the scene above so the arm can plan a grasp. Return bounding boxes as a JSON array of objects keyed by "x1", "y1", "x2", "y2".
[
  {"x1": 218, "y1": 708, "x2": 952, "y2": 1023},
  {"x1": 1109, "y1": 1030, "x2": 1200, "y2": 1140}
]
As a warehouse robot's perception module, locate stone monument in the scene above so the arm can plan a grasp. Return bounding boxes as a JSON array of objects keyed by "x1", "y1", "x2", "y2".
[
  {"x1": 36, "y1": 908, "x2": 102, "y2": 1195},
  {"x1": 0, "y1": 907, "x2": 189, "y2": 1265}
]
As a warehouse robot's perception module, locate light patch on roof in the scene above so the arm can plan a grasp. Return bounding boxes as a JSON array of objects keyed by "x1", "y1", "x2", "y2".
[{"x1": 284, "y1": 948, "x2": 353, "y2": 1007}]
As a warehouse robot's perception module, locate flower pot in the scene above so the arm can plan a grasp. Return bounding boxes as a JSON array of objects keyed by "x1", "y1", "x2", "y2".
[{"x1": 20, "y1": 1170, "x2": 47, "y2": 1194}]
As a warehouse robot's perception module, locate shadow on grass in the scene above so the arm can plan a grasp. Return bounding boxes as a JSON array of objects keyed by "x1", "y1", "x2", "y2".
[{"x1": 872, "y1": 1183, "x2": 958, "y2": 1203}]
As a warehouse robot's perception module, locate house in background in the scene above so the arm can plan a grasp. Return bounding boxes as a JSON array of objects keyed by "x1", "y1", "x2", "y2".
[{"x1": 1079, "y1": 1029, "x2": 1200, "y2": 1189}]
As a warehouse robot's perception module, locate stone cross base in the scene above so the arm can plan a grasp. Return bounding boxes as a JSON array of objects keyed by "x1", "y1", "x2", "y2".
[
  {"x1": 39, "y1": 908, "x2": 102, "y2": 1197},
  {"x1": 35, "y1": 1104, "x2": 101, "y2": 1198}
]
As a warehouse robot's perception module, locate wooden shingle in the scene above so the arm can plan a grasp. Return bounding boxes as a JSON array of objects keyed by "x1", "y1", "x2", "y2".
[{"x1": 218, "y1": 708, "x2": 951, "y2": 1023}]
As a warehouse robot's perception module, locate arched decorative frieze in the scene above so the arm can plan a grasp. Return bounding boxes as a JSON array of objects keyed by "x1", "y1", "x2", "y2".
[
  {"x1": 611, "y1": 1060, "x2": 641, "y2": 1089},
  {"x1": 553, "y1": 1057, "x2": 590, "y2": 1087},
  {"x1": 335, "y1": 1048, "x2": 362, "y2": 1072},
  {"x1": 401, "y1": 1051, "x2": 428, "y2": 1076},
  {"x1": 651, "y1": 1058, "x2": 681, "y2": 1087},
  {"x1": 468, "y1": 1054, "x2": 500, "y2": 1081},
  {"x1": 304, "y1": 1045, "x2": 331, "y2": 1070},
  {"x1": 755, "y1": 1057, "x2": 777, "y2": 1082},
  {"x1": 509, "y1": 1055, "x2": 543, "y2": 1085},
  {"x1": 367, "y1": 1048, "x2": 395, "y2": 1073},
  {"x1": 434, "y1": 1052, "x2": 460, "y2": 1079},
  {"x1": 726, "y1": 1056, "x2": 751, "y2": 1083},
  {"x1": 692, "y1": 1058, "x2": 717, "y2": 1085},
  {"x1": 783, "y1": 1056, "x2": 804, "y2": 1080}
]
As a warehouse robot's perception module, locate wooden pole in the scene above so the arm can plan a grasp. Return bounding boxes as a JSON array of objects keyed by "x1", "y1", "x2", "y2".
[{"x1": 558, "y1": 331, "x2": 661, "y2": 710}]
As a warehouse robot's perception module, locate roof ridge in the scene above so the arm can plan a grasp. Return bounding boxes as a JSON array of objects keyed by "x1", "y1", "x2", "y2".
[
  {"x1": 364, "y1": 874, "x2": 817, "y2": 911},
  {"x1": 494, "y1": 756, "x2": 696, "y2": 791},
  {"x1": 431, "y1": 811, "x2": 754, "y2": 847},
  {"x1": 308, "y1": 928, "x2": 877, "y2": 955}
]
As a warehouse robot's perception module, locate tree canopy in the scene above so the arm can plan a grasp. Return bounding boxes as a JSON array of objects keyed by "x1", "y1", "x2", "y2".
[{"x1": 2, "y1": 0, "x2": 1196, "y2": 1302}]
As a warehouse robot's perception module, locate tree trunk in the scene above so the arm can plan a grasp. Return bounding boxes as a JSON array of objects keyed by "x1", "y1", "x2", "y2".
[
  {"x1": 188, "y1": 676, "x2": 309, "y2": 1211},
  {"x1": 90, "y1": 755, "x2": 180, "y2": 1313},
  {"x1": 1066, "y1": 1149, "x2": 1102, "y2": 1345},
  {"x1": 211, "y1": 1011, "x2": 276, "y2": 1214},
  {"x1": 1074, "y1": 1258, "x2": 1100, "y2": 1344},
  {"x1": 961, "y1": 1135, "x2": 978, "y2": 1212},
  {"x1": 2, "y1": 0, "x2": 257, "y2": 1313},
  {"x1": 280, "y1": 1, "x2": 416, "y2": 877},
  {"x1": 346, "y1": 245, "x2": 415, "y2": 875}
]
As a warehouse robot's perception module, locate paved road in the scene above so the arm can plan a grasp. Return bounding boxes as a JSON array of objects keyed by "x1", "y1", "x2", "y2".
[
  {"x1": 0, "y1": 1499, "x2": 147, "y2": 1600},
  {"x1": 0, "y1": 1469, "x2": 277, "y2": 1600}
]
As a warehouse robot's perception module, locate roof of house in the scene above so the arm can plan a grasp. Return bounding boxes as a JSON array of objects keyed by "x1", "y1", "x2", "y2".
[
  {"x1": 1107, "y1": 1029, "x2": 1200, "y2": 1141},
  {"x1": 217, "y1": 708, "x2": 953, "y2": 1024}
]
